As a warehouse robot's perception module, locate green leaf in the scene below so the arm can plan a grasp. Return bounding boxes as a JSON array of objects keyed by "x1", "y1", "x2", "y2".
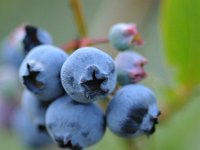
[{"x1": 161, "y1": 0, "x2": 200, "y2": 88}]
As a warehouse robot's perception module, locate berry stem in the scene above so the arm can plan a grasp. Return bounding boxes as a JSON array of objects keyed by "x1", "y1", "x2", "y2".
[
  {"x1": 69, "y1": 0, "x2": 87, "y2": 37},
  {"x1": 89, "y1": 37, "x2": 109, "y2": 44},
  {"x1": 61, "y1": 37, "x2": 109, "y2": 52}
]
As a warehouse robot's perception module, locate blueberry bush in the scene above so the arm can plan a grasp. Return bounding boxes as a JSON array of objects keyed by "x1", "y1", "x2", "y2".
[{"x1": 0, "y1": 0, "x2": 200, "y2": 150}]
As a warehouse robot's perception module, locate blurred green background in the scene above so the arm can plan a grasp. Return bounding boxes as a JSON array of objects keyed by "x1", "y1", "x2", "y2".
[{"x1": 0, "y1": 0, "x2": 200, "y2": 150}]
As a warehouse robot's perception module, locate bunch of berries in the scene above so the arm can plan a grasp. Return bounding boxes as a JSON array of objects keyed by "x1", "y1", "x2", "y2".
[{"x1": 2, "y1": 22, "x2": 160, "y2": 150}]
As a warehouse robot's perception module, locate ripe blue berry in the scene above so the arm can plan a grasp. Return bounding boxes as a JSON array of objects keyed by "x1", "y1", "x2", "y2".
[
  {"x1": 115, "y1": 51, "x2": 148, "y2": 85},
  {"x1": 106, "y1": 84, "x2": 160, "y2": 137},
  {"x1": 23, "y1": 25, "x2": 53, "y2": 55},
  {"x1": 21, "y1": 89, "x2": 51, "y2": 131},
  {"x1": 46, "y1": 95, "x2": 106, "y2": 149},
  {"x1": 61, "y1": 47, "x2": 116, "y2": 103},
  {"x1": 1, "y1": 24, "x2": 53, "y2": 68},
  {"x1": 109, "y1": 23, "x2": 143, "y2": 51},
  {"x1": 12, "y1": 108, "x2": 52, "y2": 149},
  {"x1": 1, "y1": 24, "x2": 26, "y2": 68},
  {"x1": 19, "y1": 45, "x2": 68, "y2": 101}
]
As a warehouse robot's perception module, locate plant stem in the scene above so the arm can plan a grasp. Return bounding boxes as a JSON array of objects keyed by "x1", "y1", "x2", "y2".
[
  {"x1": 70, "y1": 0, "x2": 87, "y2": 37},
  {"x1": 61, "y1": 37, "x2": 109, "y2": 52}
]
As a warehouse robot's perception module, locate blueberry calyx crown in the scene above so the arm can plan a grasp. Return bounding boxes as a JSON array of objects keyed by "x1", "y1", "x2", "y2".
[
  {"x1": 23, "y1": 63, "x2": 44, "y2": 94},
  {"x1": 80, "y1": 65, "x2": 108, "y2": 100},
  {"x1": 55, "y1": 137, "x2": 82, "y2": 150},
  {"x1": 143, "y1": 111, "x2": 161, "y2": 137},
  {"x1": 23, "y1": 25, "x2": 42, "y2": 55}
]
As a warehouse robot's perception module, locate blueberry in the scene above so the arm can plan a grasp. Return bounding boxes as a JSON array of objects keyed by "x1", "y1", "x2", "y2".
[
  {"x1": 46, "y1": 95, "x2": 106, "y2": 149},
  {"x1": 115, "y1": 51, "x2": 148, "y2": 85},
  {"x1": 61, "y1": 47, "x2": 116, "y2": 103},
  {"x1": 109, "y1": 23, "x2": 143, "y2": 51},
  {"x1": 1, "y1": 24, "x2": 26, "y2": 68},
  {"x1": 0, "y1": 24, "x2": 53, "y2": 68},
  {"x1": 21, "y1": 89, "x2": 51, "y2": 131},
  {"x1": 19, "y1": 45, "x2": 68, "y2": 101},
  {"x1": 11, "y1": 108, "x2": 52, "y2": 149},
  {"x1": 106, "y1": 84, "x2": 160, "y2": 137},
  {"x1": 23, "y1": 25, "x2": 53, "y2": 55}
]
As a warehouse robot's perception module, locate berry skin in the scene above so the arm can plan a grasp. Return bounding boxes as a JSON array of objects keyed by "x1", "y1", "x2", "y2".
[
  {"x1": 1, "y1": 24, "x2": 26, "y2": 68},
  {"x1": 115, "y1": 51, "x2": 148, "y2": 85},
  {"x1": 19, "y1": 45, "x2": 68, "y2": 101},
  {"x1": 23, "y1": 25, "x2": 53, "y2": 55},
  {"x1": 46, "y1": 95, "x2": 106, "y2": 150},
  {"x1": 1, "y1": 24, "x2": 53, "y2": 68},
  {"x1": 21, "y1": 89, "x2": 51, "y2": 131},
  {"x1": 109, "y1": 23, "x2": 144, "y2": 51},
  {"x1": 106, "y1": 84, "x2": 160, "y2": 137},
  {"x1": 61, "y1": 47, "x2": 117, "y2": 103},
  {"x1": 11, "y1": 108, "x2": 52, "y2": 149}
]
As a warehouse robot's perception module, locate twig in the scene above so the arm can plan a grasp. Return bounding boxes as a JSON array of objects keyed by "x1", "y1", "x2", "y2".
[
  {"x1": 61, "y1": 37, "x2": 109, "y2": 52},
  {"x1": 70, "y1": 0, "x2": 87, "y2": 37}
]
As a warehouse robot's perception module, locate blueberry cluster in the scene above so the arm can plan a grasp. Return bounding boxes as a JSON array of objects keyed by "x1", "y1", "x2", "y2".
[
  {"x1": 14, "y1": 26, "x2": 117, "y2": 149},
  {"x1": 1, "y1": 23, "x2": 160, "y2": 150}
]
